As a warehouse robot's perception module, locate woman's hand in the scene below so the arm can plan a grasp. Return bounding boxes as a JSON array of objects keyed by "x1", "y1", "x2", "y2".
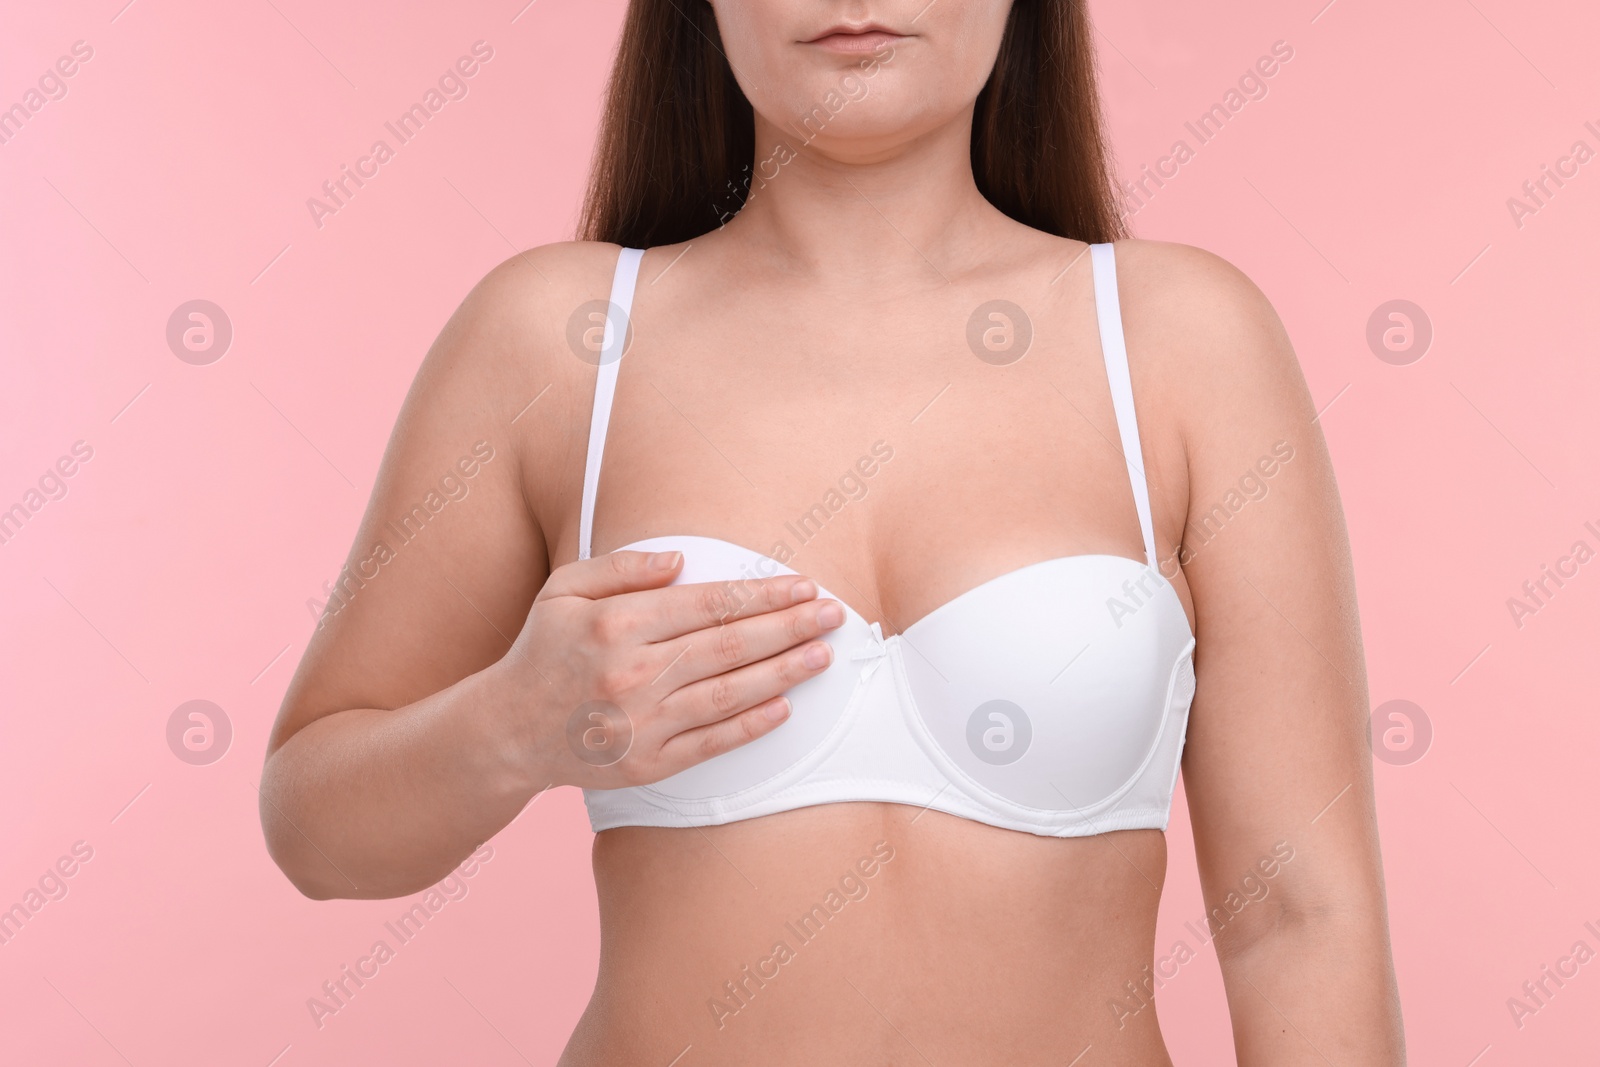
[{"x1": 496, "y1": 548, "x2": 846, "y2": 791}]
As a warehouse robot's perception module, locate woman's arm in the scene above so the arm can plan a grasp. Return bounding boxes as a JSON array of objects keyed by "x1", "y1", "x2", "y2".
[
  {"x1": 1132, "y1": 241, "x2": 1405, "y2": 1061},
  {"x1": 258, "y1": 245, "x2": 582, "y2": 900}
]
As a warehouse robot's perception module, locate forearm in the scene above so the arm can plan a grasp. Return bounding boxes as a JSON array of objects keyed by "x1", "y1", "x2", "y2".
[
  {"x1": 260, "y1": 657, "x2": 546, "y2": 900},
  {"x1": 1219, "y1": 906, "x2": 1405, "y2": 1064}
]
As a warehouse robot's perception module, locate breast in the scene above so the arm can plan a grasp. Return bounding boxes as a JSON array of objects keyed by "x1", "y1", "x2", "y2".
[
  {"x1": 581, "y1": 537, "x2": 1197, "y2": 835},
  {"x1": 895, "y1": 554, "x2": 1197, "y2": 818},
  {"x1": 597, "y1": 535, "x2": 878, "y2": 803}
]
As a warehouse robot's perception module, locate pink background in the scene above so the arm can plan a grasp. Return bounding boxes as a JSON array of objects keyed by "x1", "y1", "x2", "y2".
[{"x1": 3, "y1": 0, "x2": 1597, "y2": 1062}]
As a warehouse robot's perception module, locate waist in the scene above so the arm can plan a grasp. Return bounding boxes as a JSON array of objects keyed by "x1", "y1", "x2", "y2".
[{"x1": 564, "y1": 802, "x2": 1175, "y2": 1067}]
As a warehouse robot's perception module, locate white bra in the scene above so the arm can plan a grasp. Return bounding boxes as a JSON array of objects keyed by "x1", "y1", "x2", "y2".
[{"x1": 577, "y1": 243, "x2": 1196, "y2": 837}]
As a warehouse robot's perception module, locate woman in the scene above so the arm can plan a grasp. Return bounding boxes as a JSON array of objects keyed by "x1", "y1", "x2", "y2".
[{"x1": 261, "y1": 1, "x2": 1406, "y2": 1062}]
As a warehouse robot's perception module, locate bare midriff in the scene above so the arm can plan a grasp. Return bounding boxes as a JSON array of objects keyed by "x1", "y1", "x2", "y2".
[{"x1": 559, "y1": 802, "x2": 1174, "y2": 1066}]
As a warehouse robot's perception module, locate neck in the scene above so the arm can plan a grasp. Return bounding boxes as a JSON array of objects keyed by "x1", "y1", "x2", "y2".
[{"x1": 716, "y1": 110, "x2": 1006, "y2": 286}]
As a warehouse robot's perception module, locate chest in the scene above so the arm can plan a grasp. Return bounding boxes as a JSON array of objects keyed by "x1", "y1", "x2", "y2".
[{"x1": 537, "y1": 264, "x2": 1194, "y2": 639}]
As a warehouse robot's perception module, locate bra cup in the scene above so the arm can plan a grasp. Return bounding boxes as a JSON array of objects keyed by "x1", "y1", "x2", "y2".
[
  {"x1": 898, "y1": 557, "x2": 1190, "y2": 814},
  {"x1": 608, "y1": 536, "x2": 865, "y2": 801}
]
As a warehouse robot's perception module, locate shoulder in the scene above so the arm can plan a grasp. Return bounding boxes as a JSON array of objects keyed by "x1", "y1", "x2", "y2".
[
  {"x1": 465, "y1": 238, "x2": 626, "y2": 309},
  {"x1": 1109, "y1": 238, "x2": 1294, "y2": 369},
  {"x1": 405, "y1": 240, "x2": 629, "y2": 424},
  {"x1": 439, "y1": 239, "x2": 628, "y2": 372},
  {"x1": 386, "y1": 240, "x2": 630, "y2": 491},
  {"x1": 379, "y1": 239, "x2": 637, "y2": 546},
  {"x1": 1106, "y1": 237, "x2": 1314, "y2": 439}
]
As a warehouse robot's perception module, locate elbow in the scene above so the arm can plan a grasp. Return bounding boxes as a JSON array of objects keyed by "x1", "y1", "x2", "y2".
[
  {"x1": 257, "y1": 752, "x2": 355, "y2": 901},
  {"x1": 1211, "y1": 895, "x2": 1293, "y2": 964},
  {"x1": 1212, "y1": 891, "x2": 1379, "y2": 966},
  {"x1": 259, "y1": 817, "x2": 336, "y2": 901},
  {"x1": 261, "y1": 817, "x2": 360, "y2": 901},
  {"x1": 269, "y1": 836, "x2": 346, "y2": 900},
  {"x1": 283, "y1": 870, "x2": 343, "y2": 902}
]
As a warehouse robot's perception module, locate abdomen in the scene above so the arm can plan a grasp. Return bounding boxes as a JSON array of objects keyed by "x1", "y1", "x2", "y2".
[{"x1": 563, "y1": 802, "x2": 1176, "y2": 1066}]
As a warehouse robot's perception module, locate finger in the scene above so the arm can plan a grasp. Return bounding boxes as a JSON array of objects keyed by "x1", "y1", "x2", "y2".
[
  {"x1": 655, "y1": 636, "x2": 834, "y2": 735},
  {"x1": 652, "y1": 696, "x2": 795, "y2": 778},
  {"x1": 619, "y1": 572, "x2": 823, "y2": 643},
  {"x1": 537, "y1": 549, "x2": 683, "y2": 603},
  {"x1": 649, "y1": 597, "x2": 845, "y2": 689}
]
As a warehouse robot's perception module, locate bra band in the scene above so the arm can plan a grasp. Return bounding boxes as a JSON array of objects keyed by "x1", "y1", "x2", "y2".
[
  {"x1": 578, "y1": 243, "x2": 1160, "y2": 572},
  {"x1": 577, "y1": 245, "x2": 644, "y2": 560},
  {"x1": 1089, "y1": 242, "x2": 1160, "y2": 570}
]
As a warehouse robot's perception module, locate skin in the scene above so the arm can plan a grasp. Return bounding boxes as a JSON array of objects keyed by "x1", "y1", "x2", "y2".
[{"x1": 261, "y1": 1, "x2": 1405, "y2": 1063}]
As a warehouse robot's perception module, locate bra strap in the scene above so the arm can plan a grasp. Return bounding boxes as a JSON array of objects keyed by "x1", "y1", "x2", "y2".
[
  {"x1": 1089, "y1": 242, "x2": 1160, "y2": 570},
  {"x1": 577, "y1": 246, "x2": 645, "y2": 560}
]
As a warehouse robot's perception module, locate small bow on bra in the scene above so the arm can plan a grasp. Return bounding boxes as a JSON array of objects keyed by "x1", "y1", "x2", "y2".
[{"x1": 849, "y1": 620, "x2": 892, "y2": 680}]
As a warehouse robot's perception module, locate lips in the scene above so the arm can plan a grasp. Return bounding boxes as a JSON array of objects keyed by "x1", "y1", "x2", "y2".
[
  {"x1": 803, "y1": 25, "x2": 907, "y2": 53},
  {"x1": 805, "y1": 21, "x2": 896, "y2": 41}
]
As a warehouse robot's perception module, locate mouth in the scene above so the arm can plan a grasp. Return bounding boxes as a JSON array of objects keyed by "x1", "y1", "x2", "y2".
[{"x1": 802, "y1": 23, "x2": 909, "y2": 54}]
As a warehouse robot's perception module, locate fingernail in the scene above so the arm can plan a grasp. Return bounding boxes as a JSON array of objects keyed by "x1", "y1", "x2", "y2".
[
  {"x1": 651, "y1": 551, "x2": 681, "y2": 571},
  {"x1": 803, "y1": 642, "x2": 831, "y2": 669},
  {"x1": 765, "y1": 698, "x2": 791, "y2": 722},
  {"x1": 790, "y1": 579, "x2": 817, "y2": 603},
  {"x1": 817, "y1": 602, "x2": 844, "y2": 627}
]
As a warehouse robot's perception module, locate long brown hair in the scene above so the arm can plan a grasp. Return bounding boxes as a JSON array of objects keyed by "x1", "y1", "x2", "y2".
[{"x1": 577, "y1": 0, "x2": 1128, "y2": 248}]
